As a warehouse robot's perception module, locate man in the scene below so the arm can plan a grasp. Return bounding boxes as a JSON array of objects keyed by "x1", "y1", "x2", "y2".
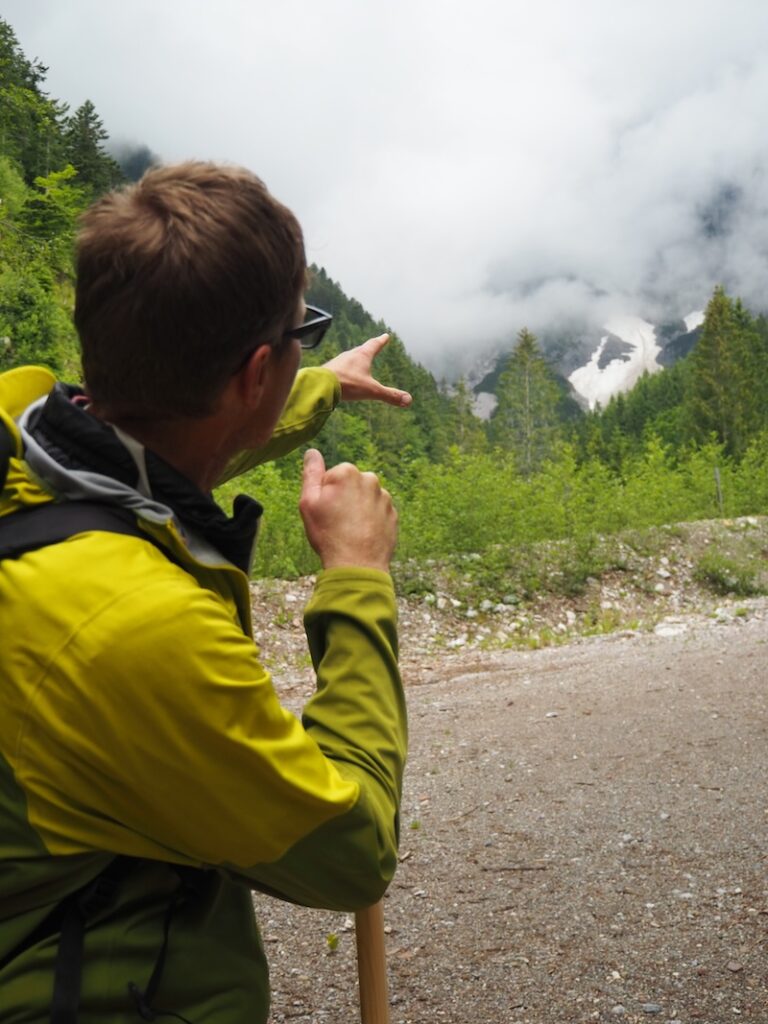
[{"x1": 0, "y1": 162, "x2": 410, "y2": 1022}]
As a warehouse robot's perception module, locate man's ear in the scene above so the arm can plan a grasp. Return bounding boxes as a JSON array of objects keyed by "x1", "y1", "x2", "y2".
[{"x1": 236, "y1": 343, "x2": 273, "y2": 407}]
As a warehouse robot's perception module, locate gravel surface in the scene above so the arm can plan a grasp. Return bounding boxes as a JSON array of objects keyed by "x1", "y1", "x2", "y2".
[{"x1": 254, "y1": 597, "x2": 767, "y2": 1024}]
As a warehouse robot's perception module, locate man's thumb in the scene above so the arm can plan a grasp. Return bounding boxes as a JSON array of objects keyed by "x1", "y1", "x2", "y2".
[{"x1": 302, "y1": 448, "x2": 325, "y2": 495}]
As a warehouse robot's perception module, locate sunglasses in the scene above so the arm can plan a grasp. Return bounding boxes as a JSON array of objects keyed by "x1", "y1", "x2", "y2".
[{"x1": 284, "y1": 304, "x2": 333, "y2": 350}]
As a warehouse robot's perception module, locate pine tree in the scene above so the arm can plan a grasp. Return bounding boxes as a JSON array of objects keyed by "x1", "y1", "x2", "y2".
[
  {"x1": 489, "y1": 328, "x2": 561, "y2": 473},
  {"x1": 0, "y1": 20, "x2": 47, "y2": 91},
  {"x1": 0, "y1": 19, "x2": 69, "y2": 181},
  {"x1": 63, "y1": 100, "x2": 123, "y2": 194},
  {"x1": 683, "y1": 286, "x2": 768, "y2": 457}
]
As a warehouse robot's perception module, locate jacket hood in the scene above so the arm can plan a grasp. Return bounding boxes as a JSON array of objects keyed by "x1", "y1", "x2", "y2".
[
  {"x1": 19, "y1": 391, "x2": 175, "y2": 523},
  {"x1": 2, "y1": 368, "x2": 262, "y2": 573}
]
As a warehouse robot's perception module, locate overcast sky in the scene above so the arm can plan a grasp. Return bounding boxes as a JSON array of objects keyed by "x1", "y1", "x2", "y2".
[{"x1": 4, "y1": 0, "x2": 768, "y2": 370}]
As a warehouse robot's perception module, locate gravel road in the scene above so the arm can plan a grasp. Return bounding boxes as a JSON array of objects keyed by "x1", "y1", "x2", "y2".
[{"x1": 260, "y1": 600, "x2": 767, "y2": 1024}]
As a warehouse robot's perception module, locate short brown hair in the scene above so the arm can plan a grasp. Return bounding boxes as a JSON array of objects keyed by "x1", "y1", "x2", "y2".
[{"x1": 75, "y1": 161, "x2": 306, "y2": 417}]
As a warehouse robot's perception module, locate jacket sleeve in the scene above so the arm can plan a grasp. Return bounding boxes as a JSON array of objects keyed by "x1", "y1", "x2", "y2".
[
  {"x1": 216, "y1": 366, "x2": 341, "y2": 484},
  {"x1": 241, "y1": 568, "x2": 407, "y2": 907},
  {"x1": 14, "y1": 558, "x2": 405, "y2": 912}
]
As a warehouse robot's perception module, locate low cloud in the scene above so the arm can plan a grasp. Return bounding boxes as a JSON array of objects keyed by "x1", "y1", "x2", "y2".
[{"x1": 5, "y1": 0, "x2": 768, "y2": 371}]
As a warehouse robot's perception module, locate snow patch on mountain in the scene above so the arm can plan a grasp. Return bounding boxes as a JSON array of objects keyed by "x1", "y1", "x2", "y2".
[
  {"x1": 466, "y1": 309, "x2": 706, "y2": 420},
  {"x1": 568, "y1": 316, "x2": 661, "y2": 411}
]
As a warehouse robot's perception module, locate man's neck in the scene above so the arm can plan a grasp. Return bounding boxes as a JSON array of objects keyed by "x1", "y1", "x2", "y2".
[
  {"x1": 85, "y1": 352, "x2": 280, "y2": 493},
  {"x1": 89, "y1": 409, "x2": 236, "y2": 494}
]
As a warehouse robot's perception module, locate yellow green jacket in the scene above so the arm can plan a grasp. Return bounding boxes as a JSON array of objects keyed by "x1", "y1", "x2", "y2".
[{"x1": 0, "y1": 366, "x2": 407, "y2": 1023}]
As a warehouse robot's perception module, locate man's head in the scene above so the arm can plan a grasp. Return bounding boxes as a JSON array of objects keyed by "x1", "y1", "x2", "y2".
[{"x1": 75, "y1": 161, "x2": 306, "y2": 419}]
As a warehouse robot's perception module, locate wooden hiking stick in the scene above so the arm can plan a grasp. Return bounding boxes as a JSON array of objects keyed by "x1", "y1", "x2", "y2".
[{"x1": 355, "y1": 901, "x2": 390, "y2": 1024}]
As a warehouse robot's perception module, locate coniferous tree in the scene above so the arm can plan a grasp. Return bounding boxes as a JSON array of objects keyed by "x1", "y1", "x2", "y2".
[
  {"x1": 1, "y1": 20, "x2": 127, "y2": 195},
  {"x1": 0, "y1": 20, "x2": 68, "y2": 181},
  {"x1": 683, "y1": 286, "x2": 768, "y2": 457},
  {"x1": 0, "y1": 20, "x2": 47, "y2": 91},
  {"x1": 63, "y1": 100, "x2": 123, "y2": 194},
  {"x1": 489, "y1": 328, "x2": 561, "y2": 473}
]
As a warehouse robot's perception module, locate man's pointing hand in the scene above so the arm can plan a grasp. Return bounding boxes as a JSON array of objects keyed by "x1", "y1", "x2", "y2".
[{"x1": 323, "y1": 334, "x2": 413, "y2": 408}]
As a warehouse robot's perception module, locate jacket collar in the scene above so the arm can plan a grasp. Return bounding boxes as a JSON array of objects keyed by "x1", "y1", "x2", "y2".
[{"x1": 28, "y1": 384, "x2": 262, "y2": 574}]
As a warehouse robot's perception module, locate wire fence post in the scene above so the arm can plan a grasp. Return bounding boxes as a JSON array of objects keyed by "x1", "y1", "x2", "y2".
[{"x1": 714, "y1": 465, "x2": 725, "y2": 517}]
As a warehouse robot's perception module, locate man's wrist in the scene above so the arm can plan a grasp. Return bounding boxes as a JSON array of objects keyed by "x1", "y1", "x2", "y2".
[
  {"x1": 320, "y1": 556, "x2": 391, "y2": 574},
  {"x1": 315, "y1": 565, "x2": 394, "y2": 585}
]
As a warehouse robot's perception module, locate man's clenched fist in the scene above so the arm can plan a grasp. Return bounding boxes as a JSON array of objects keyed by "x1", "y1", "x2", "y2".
[{"x1": 299, "y1": 449, "x2": 397, "y2": 572}]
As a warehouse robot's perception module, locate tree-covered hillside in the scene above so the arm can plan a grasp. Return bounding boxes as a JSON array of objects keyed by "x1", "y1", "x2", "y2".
[
  {"x1": 217, "y1": 281, "x2": 768, "y2": 579},
  {"x1": 0, "y1": 18, "x2": 125, "y2": 375},
  {"x1": 305, "y1": 267, "x2": 488, "y2": 473}
]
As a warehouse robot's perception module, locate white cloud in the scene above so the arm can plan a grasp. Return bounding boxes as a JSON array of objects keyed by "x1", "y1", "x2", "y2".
[{"x1": 5, "y1": 0, "x2": 768, "y2": 369}]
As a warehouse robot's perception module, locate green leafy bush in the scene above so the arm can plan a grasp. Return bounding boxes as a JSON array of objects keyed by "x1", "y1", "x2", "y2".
[
  {"x1": 693, "y1": 551, "x2": 766, "y2": 597},
  {"x1": 216, "y1": 463, "x2": 318, "y2": 579}
]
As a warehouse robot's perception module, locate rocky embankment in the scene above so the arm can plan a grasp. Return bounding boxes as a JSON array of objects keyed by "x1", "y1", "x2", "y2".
[{"x1": 250, "y1": 516, "x2": 768, "y2": 692}]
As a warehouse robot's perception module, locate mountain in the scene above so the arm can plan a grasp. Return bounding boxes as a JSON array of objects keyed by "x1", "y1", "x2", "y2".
[
  {"x1": 472, "y1": 312, "x2": 704, "y2": 417},
  {"x1": 567, "y1": 313, "x2": 704, "y2": 410}
]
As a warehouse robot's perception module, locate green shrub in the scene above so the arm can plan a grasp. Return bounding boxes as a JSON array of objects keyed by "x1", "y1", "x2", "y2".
[
  {"x1": 693, "y1": 551, "x2": 766, "y2": 597},
  {"x1": 215, "y1": 462, "x2": 318, "y2": 578}
]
